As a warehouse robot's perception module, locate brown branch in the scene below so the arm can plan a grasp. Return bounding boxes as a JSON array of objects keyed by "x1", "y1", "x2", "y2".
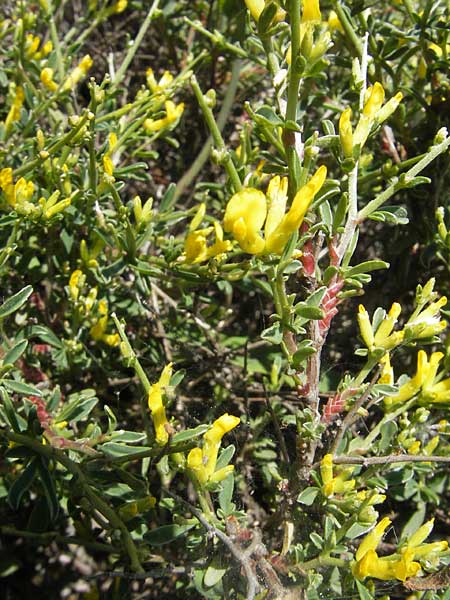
[
  {"x1": 332, "y1": 454, "x2": 450, "y2": 466},
  {"x1": 165, "y1": 489, "x2": 259, "y2": 600}
]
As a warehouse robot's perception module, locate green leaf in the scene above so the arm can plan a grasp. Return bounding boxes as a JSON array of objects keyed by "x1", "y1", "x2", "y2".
[
  {"x1": 3, "y1": 339, "x2": 28, "y2": 365},
  {"x1": 172, "y1": 424, "x2": 210, "y2": 444},
  {"x1": 144, "y1": 523, "x2": 196, "y2": 545},
  {"x1": 309, "y1": 532, "x2": 324, "y2": 549},
  {"x1": 294, "y1": 304, "x2": 324, "y2": 320},
  {"x1": 292, "y1": 340, "x2": 316, "y2": 367},
  {"x1": 159, "y1": 182, "x2": 176, "y2": 212},
  {"x1": 218, "y1": 473, "x2": 235, "y2": 515},
  {"x1": 104, "y1": 405, "x2": 117, "y2": 434},
  {"x1": 356, "y1": 579, "x2": 375, "y2": 600},
  {"x1": 3, "y1": 380, "x2": 42, "y2": 397},
  {"x1": 36, "y1": 458, "x2": 59, "y2": 521},
  {"x1": 345, "y1": 260, "x2": 389, "y2": 278},
  {"x1": 28, "y1": 325, "x2": 63, "y2": 349},
  {"x1": 8, "y1": 457, "x2": 38, "y2": 510},
  {"x1": 261, "y1": 323, "x2": 283, "y2": 345},
  {"x1": 100, "y1": 442, "x2": 151, "y2": 457},
  {"x1": 0, "y1": 285, "x2": 33, "y2": 320},
  {"x1": 297, "y1": 486, "x2": 319, "y2": 506},
  {"x1": 109, "y1": 431, "x2": 147, "y2": 444},
  {"x1": 204, "y1": 562, "x2": 227, "y2": 587},
  {"x1": 0, "y1": 387, "x2": 21, "y2": 432},
  {"x1": 56, "y1": 390, "x2": 97, "y2": 423},
  {"x1": 277, "y1": 231, "x2": 298, "y2": 273},
  {"x1": 400, "y1": 503, "x2": 426, "y2": 543},
  {"x1": 216, "y1": 444, "x2": 235, "y2": 470}
]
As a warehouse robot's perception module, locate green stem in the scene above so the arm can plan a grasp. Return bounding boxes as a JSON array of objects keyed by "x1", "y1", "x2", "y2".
[
  {"x1": 191, "y1": 76, "x2": 242, "y2": 193},
  {"x1": 5, "y1": 432, "x2": 144, "y2": 573},
  {"x1": 14, "y1": 111, "x2": 91, "y2": 178},
  {"x1": 285, "y1": 0, "x2": 302, "y2": 197},
  {"x1": 173, "y1": 60, "x2": 242, "y2": 203},
  {"x1": 48, "y1": 2, "x2": 65, "y2": 81},
  {"x1": 330, "y1": 1, "x2": 363, "y2": 56},
  {"x1": 299, "y1": 554, "x2": 347, "y2": 571},
  {"x1": 110, "y1": 0, "x2": 160, "y2": 92},
  {"x1": 358, "y1": 134, "x2": 450, "y2": 221},
  {"x1": 111, "y1": 313, "x2": 154, "y2": 445}
]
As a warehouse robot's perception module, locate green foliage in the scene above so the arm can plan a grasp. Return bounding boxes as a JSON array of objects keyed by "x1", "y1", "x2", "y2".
[{"x1": 0, "y1": 0, "x2": 450, "y2": 598}]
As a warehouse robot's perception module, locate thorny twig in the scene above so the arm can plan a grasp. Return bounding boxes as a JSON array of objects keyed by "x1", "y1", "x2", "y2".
[{"x1": 165, "y1": 489, "x2": 259, "y2": 600}]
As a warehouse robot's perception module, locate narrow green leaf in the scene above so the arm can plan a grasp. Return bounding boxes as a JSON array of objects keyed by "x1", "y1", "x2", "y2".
[
  {"x1": 8, "y1": 458, "x2": 38, "y2": 510},
  {"x1": 3, "y1": 380, "x2": 42, "y2": 397},
  {"x1": 0, "y1": 387, "x2": 20, "y2": 432},
  {"x1": 345, "y1": 260, "x2": 389, "y2": 278},
  {"x1": 144, "y1": 523, "x2": 196, "y2": 546},
  {"x1": 172, "y1": 424, "x2": 210, "y2": 444},
  {"x1": 0, "y1": 286, "x2": 33, "y2": 320},
  {"x1": 3, "y1": 339, "x2": 28, "y2": 365},
  {"x1": 36, "y1": 458, "x2": 59, "y2": 521}
]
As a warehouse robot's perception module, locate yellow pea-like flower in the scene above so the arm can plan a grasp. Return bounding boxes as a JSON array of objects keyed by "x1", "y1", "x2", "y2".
[
  {"x1": 63, "y1": 55, "x2": 93, "y2": 91},
  {"x1": 223, "y1": 188, "x2": 267, "y2": 254},
  {"x1": 339, "y1": 107, "x2": 353, "y2": 158},
  {"x1": 40, "y1": 67, "x2": 58, "y2": 92},
  {"x1": 302, "y1": 0, "x2": 321, "y2": 23},
  {"x1": 203, "y1": 414, "x2": 241, "y2": 478},
  {"x1": 148, "y1": 363, "x2": 173, "y2": 445}
]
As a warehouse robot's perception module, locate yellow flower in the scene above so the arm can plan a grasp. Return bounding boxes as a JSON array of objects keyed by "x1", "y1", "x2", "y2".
[
  {"x1": 113, "y1": 0, "x2": 127, "y2": 13},
  {"x1": 89, "y1": 299, "x2": 120, "y2": 347},
  {"x1": 0, "y1": 168, "x2": 35, "y2": 211},
  {"x1": 184, "y1": 203, "x2": 232, "y2": 264},
  {"x1": 143, "y1": 100, "x2": 184, "y2": 134},
  {"x1": 103, "y1": 132, "x2": 118, "y2": 177},
  {"x1": 224, "y1": 188, "x2": 267, "y2": 254},
  {"x1": 328, "y1": 10, "x2": 344, "y2": 33},
  {"x1": 40, "y1": 67, "x2": 58, "y2": 92},
  {"x1": 357, "y1": 303, "x2": 404, "y2": 353},
  {"x1": 302, "y1": 0, "x2": 321, "y2": 23},
  {"x1": 339, "y1": 107, "x2": 353, "y2": 158},
  {"x1": 63, "y1": 55, "x2": 93, "y2": 91},
  {"x1": 224, "y1": 167, "x2": 326, "y2": 255},
  {"x1": 69, "y1": 269, "x2": 84, "y2": 301},
  {"x1": 362, "y1": 83, "x2": 385, "y2": 120},
  {"x1": 353, "y1": 83, "x2": 402, "y2": 151},
  {"x1": 4, "y1": 85, "x2": 25, "y2": 132},
  {"x1": 405, "y1": 296, "x2": 447, "y2": 340},
  {"x1": 379, "y1": 353, "x2": 393, "y2": 385},
  {"x1": 148, "y1": 363, "x2": 173, "y2": 445},
  {"x1": 243, "y1": 0, "x2": 286, "y2": 22},
  {"x1": 187, "y1": 413, "x2": 240, "y2": 487},
  {"x1": 320, "y1": 454, "x2": 355, "y2": 497},
  {"x1": 357, "y1": 305, "x2": 375, "y2": 349},
  {"x1": 373, "y1": 303, "x2": 402, "y2": 348},
  {"x1": 146, "y1": 68, "x2": 173, "y2": 93}
]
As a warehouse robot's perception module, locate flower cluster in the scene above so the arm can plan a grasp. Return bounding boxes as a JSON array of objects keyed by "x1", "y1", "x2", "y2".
[
  {"x1": 187, "y1": 414, "x2": 240, "y2": 487},
  {"x1": 339, "y1": 83, "x2": 403, "y2": 158},
  {"x1": 357, "y1": 279, "x2": 447, "y2": 355},
  {"x1": 0, "y1": 168, "x2": 72, "y2": 220},
  {"x1": 385, "y1": 350, "x2": 450, "y2": 409},
  {"x1": 320, "y1": 454, "x2": 385, "y2": 526},
  {"x1": 353, "y1": 517, "x2": 448, "y2": 582},
  {"x1": 68, "y1": 270, "x2": 119, "y2": 347},
  {"x1": 224, "y1": 167, "x2": 326, "y2": 255}
]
